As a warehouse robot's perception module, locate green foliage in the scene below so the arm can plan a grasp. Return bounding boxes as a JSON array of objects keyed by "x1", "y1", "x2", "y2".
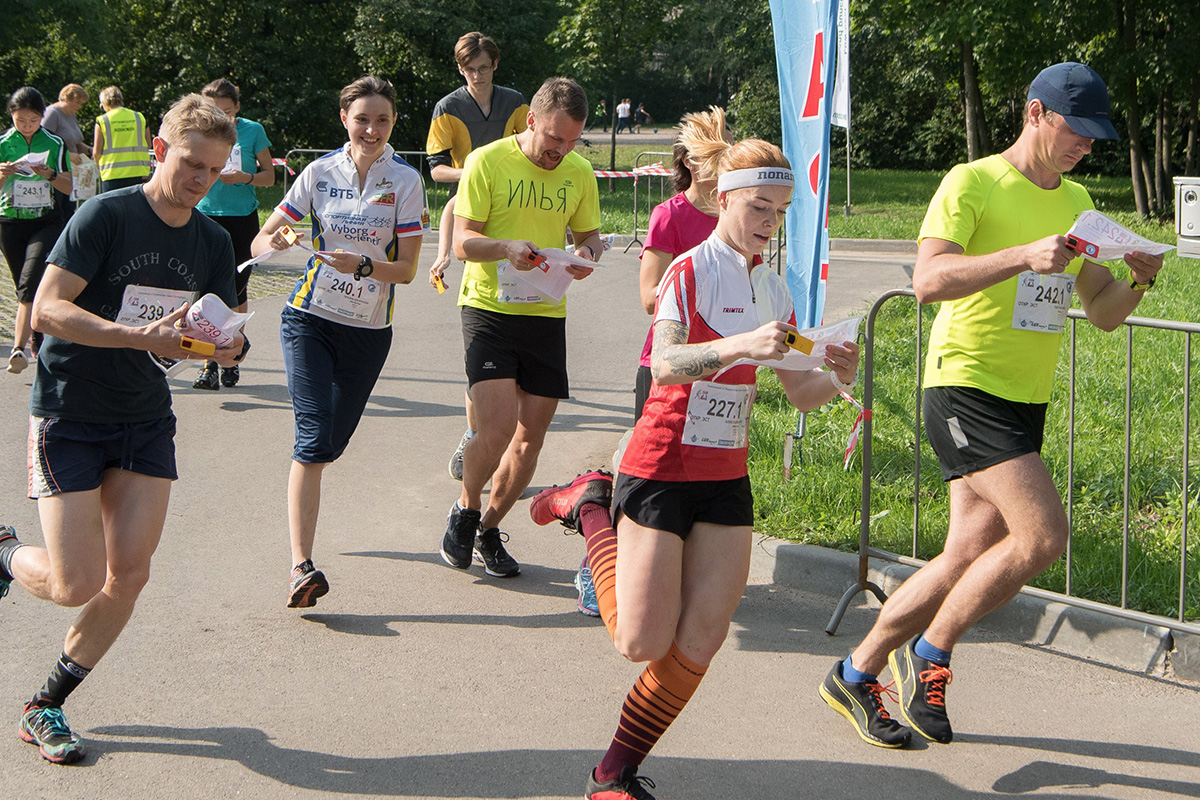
[{"x1": 353, "y1": 0, "x2": 563, "y2": 149}]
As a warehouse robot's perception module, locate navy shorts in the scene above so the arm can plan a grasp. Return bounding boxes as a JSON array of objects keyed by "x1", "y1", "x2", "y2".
[
  {"x1": 461, "y1": 306, "x2": 568, "y2": 399},
  {"x1": 922, "y1": 386, "x2": 1047, "y2": 481},
  {"x1": 280, "y1": 306, "x2": 392, "y2": 463},
  {"x1": 28, "y1": 415, "x2": 178, "y2": 498},
  {"x1": 612, "y1": 472, "x2": 754, "y2": 540}
]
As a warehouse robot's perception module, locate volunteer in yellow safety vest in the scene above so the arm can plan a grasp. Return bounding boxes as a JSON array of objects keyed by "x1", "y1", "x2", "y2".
[{"x1": 92, "y1": 86, "x2": 151, "y2": 193}]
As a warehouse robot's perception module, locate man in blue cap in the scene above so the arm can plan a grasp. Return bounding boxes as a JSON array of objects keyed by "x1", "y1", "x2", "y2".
[{"x1": 820, "y1": 62, "x2": 1164, "y2": 748}]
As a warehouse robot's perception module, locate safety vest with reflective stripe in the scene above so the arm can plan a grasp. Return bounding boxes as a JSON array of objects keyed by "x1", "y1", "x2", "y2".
[{"x1": 96, "y1": 107, "x2": 150, "y2": 180}]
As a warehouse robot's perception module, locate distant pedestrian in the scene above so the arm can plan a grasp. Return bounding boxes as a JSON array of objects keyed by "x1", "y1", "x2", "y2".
[
  {"x1": 615, "y1": 98, "x2": 631, "y2": 134},
  {"x1": 92, "y1": 86, "x2": 151, "y2": 193},
  {"x1": 634, "y1": 102, "x2": 648, "y2": 133},
  {"x1": 588, "y1": 98, "x2": 607, "y2": 132}
]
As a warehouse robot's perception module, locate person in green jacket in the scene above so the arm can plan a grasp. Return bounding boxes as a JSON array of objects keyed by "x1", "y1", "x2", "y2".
[{"x1": 0, "y1": 86, "x2": 73, "y2": 373}]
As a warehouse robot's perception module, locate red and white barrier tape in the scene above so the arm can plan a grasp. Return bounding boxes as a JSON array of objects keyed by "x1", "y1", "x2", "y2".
[{"x1": 838, "y1": 387, "x2": 870, "y2": 471}]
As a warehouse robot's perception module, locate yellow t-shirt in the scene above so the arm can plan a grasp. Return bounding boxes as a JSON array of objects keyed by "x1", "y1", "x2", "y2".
[
  {"x1": 455, "y1": 136, "x2": 601, "y2": 318},
  {"x1": 920, "y1": 154, "x2": 1094, "y2": 403}
]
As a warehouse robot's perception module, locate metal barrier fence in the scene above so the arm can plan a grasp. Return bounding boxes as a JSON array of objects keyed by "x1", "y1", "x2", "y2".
[{"x1": 827, "y1": 289, "x2": 1200, "y2": 637}]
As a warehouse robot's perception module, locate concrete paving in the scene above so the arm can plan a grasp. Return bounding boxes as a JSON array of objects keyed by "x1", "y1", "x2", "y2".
[{"x1": 1, "y1": 241, "x2": 1198, "y2": 799}]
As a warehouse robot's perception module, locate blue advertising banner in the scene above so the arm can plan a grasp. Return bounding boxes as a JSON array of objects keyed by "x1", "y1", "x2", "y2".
[{"x1": 769, "y1": 0, "x2": 839, "y2": 327}]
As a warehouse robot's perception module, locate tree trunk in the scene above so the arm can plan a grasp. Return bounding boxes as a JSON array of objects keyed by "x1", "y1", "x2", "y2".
[
  {"x1": 958, "y1": 39, "x2": 988, "y2": 160},
  {"x1": 1187, "y1": 74, "x2": 1198, "y2": 176},
  {"x1": 1155, "y1": 93, "x2": 1169, "y2": 215},
  {"x1": 1121, "y1": 3, "x2": 1152, "y2": 217}
]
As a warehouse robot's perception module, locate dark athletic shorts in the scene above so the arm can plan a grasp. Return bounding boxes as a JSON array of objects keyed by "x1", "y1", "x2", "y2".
[
  {"x1": 922, "y1": 386, "x2": 1046, "y2": 481},
  {"x1": 612, "y1": 472, "x2": 754, "y2": 540},
  {"x1": 461, "y1": 306, "x2": 568, "y2": 399},
  {"x1": 28, "y1": 415, "x2": 178, "y2": 497}
]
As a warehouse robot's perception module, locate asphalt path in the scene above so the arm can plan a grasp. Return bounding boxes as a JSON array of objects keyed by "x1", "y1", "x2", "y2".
[{"x1": 2, "y1": 242, "x2": 1198, "y2": 799}]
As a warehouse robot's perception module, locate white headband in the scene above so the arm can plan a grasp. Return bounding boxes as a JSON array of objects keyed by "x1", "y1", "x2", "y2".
[{"x1": 717, "y1": 166, "x2": 795, "y2": 193}]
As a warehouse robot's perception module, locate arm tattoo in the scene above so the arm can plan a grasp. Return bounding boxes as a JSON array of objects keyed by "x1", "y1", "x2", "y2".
[{"x1": 652, "y1": 320, "x2": 723, "y2": 379}]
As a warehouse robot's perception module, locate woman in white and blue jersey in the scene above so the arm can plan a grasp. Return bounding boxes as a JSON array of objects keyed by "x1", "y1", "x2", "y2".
[{"x1": 251, "y1": 75, "x2": 428, "y2": 609}]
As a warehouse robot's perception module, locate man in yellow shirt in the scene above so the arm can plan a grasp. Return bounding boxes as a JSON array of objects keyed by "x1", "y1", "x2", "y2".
[
  {"x1": 820, "y1": 63, "x2": 1164, "y2": 748},
  {"x1": 438, "y1": 77, "x2": 602, "y2": 579}
]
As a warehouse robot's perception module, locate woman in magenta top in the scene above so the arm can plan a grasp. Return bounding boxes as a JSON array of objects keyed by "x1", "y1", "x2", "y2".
[{"x1": 633, "y1": 106, "x2": 730, "y2": 420}]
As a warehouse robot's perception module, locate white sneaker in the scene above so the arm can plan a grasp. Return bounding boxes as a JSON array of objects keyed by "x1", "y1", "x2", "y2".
[
  {"x1": 6, "y1": 349, "x2": 27, "y2": 375},
  {"x1": 448, "y1": 429, "x2": 474, "y2": 481}
]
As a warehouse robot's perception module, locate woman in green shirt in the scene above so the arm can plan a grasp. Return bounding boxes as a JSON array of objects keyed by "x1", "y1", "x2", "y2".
[{"x1": 0, "y1": 87, "x2": 73, "y2": 373}]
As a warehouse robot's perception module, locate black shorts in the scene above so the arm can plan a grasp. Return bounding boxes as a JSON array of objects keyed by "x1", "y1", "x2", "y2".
[
  {"x1": 612, "y1": 472, "x2": 754, "y2": 540},
  {"x1": 922, "y1": 386, "x2": 1046, "y2": 481},
  {"x1": 461, "y1": 306, "x2": 568, "y2": 399},
  {"x1": 210, "y1": 211, "x2": 260, "y2": 305},
  {"x1": 28, "y1": 415, "x2": 178, "y2": 497}
]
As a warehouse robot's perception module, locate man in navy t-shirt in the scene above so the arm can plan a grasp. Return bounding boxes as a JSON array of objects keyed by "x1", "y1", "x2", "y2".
[{"x1": 0, "y1": 93, "x2": 246, "y2": 765}]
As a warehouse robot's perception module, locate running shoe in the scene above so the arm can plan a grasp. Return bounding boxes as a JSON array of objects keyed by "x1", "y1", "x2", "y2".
[
  {"x1": 0, "y1": 523, "x2": 19, "y2": 598},
  {"x1": 287, "y1": 559, "x2": 329, "y2": 608},
  {"x1": 888, "y1": 637, "x2": 954, "y2": 744},
  {"x1": 575, "y1": 556, "x2": 600, "y2": 617},
  {"x1": 448, "y1": 430, "x2": 473, "y2": 481},
  {"x1": 192, "y1": 363, "x2": 220, "y2": 391},
  {"x1": 19, "y1": 701, "x2": 86, "y2": 764},
  {"x1": 440, "y1": 504, "x2": 481, "y2": 569},
  {"x1": 7, "y1": 348, "x2": 27, "y2": 375},
  {"x1": 220, "y1": 365, "x2": 240, "y2": 387},
  {"x1": 529, "y1": 470, "x2": 613, "y2": 533},
  {"x1": 819, "y1": 659, "x2": 911, "y2": 748},
  {"x1": 585, "y1": 765, "x2": 657, "y2": 800},
  {"x1": 473, "y1": 527, "x2": 520, "y2": 577}
]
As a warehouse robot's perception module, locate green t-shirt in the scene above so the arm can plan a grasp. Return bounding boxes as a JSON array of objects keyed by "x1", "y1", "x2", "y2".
[
  {"x1": 454, "y1": 136, "x2": 600, "y2": 318},
  {"x1": 920, "y1": 154, "x2": 1094, "y2": 403},
  {"x1": 1, "y1": 127, "x2": 71, "y2": 221}
]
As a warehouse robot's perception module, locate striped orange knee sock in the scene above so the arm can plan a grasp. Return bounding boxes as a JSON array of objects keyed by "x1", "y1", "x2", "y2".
[
  {"x1": 596, "y1": 642, "x2": 708, "y2": 782},
  {"x1": 580, "y1": 503, "x2": 618, "y2": 638}
]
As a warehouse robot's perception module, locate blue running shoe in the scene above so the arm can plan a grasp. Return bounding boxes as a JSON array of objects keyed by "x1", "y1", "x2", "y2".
[{"x1": 575, "y1": 556, "x2": 600, "y2": 617}]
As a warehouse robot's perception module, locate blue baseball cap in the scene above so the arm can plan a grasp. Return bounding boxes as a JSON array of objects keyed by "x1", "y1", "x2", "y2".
[{"x1": 1028, "y1": 62, "x2": 1119, "y2": 141}]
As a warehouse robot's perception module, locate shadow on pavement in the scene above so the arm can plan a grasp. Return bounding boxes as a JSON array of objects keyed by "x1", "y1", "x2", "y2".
[
  {"x1": 342, "y1": 551, "x2": 589, "y2": 602},
  {"x1": 83, "y1": 726, "x2": 1135, "y2": 799},
  {"x1": 992, "y1": 759, "x2": 1200, "y2": 796}
]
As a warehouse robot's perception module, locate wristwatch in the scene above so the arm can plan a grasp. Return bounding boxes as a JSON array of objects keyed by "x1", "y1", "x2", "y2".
[
  {"x1": 1130, "y1": 275, "x2": 1155, "y2": 291},
  {"x1": 355, "y1": 255, "x2": 374, "y2": 279}
]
